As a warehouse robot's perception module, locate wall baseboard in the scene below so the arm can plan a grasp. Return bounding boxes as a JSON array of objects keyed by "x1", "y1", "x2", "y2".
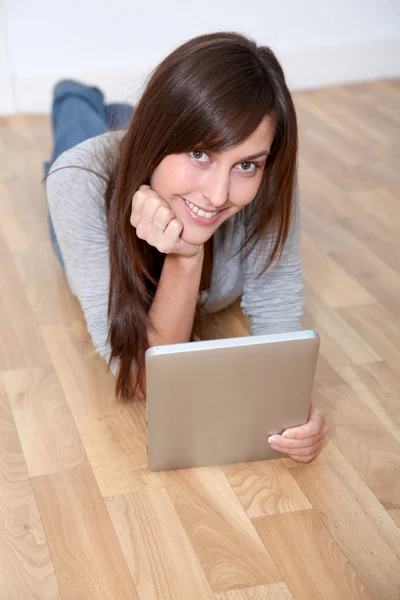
[{"x1": 1, "y1": 37, "x2": 399, "y2": 116}]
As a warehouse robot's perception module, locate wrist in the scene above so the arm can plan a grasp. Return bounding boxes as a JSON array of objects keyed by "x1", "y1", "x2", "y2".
[{"x1": 166, "y1": 247, "x2": 204, "y2": 271}]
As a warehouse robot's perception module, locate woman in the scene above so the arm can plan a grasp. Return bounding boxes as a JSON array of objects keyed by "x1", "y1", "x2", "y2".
[{"x1": 43, "y1": 31, "x2": 328, "y2": 462}]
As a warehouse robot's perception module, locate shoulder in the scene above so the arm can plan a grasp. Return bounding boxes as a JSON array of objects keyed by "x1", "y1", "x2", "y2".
[
  {"x1": 49, "y1": 128, "x2": 125, "y2": 171},
  {"x1": 45, "y1": 129, "x2": 125, "y2": 213}
]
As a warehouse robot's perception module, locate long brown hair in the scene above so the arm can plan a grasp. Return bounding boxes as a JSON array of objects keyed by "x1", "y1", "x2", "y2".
[{"x1": 42, "y1": 31, "x2": 298, "y2": 402}]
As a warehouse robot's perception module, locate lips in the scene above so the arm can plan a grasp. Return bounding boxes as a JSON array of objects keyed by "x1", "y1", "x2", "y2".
[
  {"x1": 181, "y1": 197, "x2": 222, "y2": 225},
  {"x1": 183, "y1": 198, "x2": 219, "y2": 218}
]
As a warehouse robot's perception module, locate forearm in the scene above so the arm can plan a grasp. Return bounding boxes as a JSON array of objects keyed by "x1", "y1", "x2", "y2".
[{"x1": 147, "y1": 249, "x2": 204, "y2": 347}]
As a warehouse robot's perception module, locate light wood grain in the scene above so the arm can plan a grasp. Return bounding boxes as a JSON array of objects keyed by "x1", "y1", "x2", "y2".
[
  {"x1": 40, "y1": 321, "x2": 117, "y2": 424},
  {"x1": 221, "y1": 459, "x2": 311, "y2": 517},
  {"x1": 106, "y1": 489, "x2": 215, "y2": 600},
  {"x1": 301, "y1": 233, "x2": 375, "y2": 308},
  {"x1": 0, "y1": 376, "x2": 61, "y2": 600},
  {"x1": 0, "y1": 233, "x2": 51, "y2": 370},
  {"x1": 253, "y1": 509, "x2": 372, "y2": 599},
  {"x1": 338, "y1": 302, "x2": 400, "y2": 373},
  {"x1": 1, "y1": 79, "x2": 400, "y2": 598},
  {"x1": 338, "y1": 362, "x2": 400, "y2": 443},
  {"x1": 312, "y1": 384, "x2": 400, "y2": 508},
  {"x1": 291, "y1": 460, "x2": 400, "y2": 599},
  {"x1": 303, "y1": 280, "x2": 381, "y2": 367},
  {"x1": 388, "y1": 509, "x2": 400, "y2": 528},
  {"x1": 2, "y1": 366, "x2": 87, "y2": 477},
  {"x1": 215, "y1": 582, "x2": 293, "y2": 599},
  {"x1": 160, "y1": 466, "x2": 282, "y2": 593},
  {"x1": 32, "y1": 468, "x2": 139, "y2": 599},
  {"x1": 12, "y1": 243, "x2": 80, "y2": 326}
]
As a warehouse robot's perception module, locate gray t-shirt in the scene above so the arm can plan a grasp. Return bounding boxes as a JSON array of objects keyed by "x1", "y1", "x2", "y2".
[{"x1": 45, "y1": 130, "x2": 304, "y2": 376}]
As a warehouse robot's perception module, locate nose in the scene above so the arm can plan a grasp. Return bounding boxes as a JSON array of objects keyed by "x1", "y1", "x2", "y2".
[{"x1": 201, "y1": 167, "x2": 229, "y2": 209}]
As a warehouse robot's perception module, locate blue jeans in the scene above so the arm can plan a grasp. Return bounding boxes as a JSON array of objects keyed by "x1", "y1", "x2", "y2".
[{"x1": 44, "y1": 79, "x2": 134, "y2": 269}]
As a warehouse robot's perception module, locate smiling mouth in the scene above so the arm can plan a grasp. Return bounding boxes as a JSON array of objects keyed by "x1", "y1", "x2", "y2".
[{"x1": 182, "y1": 198, "x2": 220, "y2": 219}]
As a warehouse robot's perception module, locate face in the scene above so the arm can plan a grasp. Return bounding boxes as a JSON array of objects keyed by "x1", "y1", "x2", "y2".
[{"x1": 149, "y1": 115, "x2": 275, "y2": 245}]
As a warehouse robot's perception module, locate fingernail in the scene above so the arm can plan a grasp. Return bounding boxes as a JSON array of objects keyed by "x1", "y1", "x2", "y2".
[
  {"x1": 282, "y1": 431, "x2": 293, "y2": 438},
  {"x1": 268, "y1": 436, "x2": 280, "y2": 443}
]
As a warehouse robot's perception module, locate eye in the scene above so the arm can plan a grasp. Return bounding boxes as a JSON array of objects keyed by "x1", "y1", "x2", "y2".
[
  {"x1": 189, "y1": 150, "x2": 209, "y2": 162},
  {"x1": 237, "y1": 161, "x2": 260, "y2": 173},
  {"x1": 189, "y1": 151, "x2": 263, "y2": 174}
]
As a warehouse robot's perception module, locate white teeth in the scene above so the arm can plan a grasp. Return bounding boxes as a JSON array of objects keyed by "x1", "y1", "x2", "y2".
[{"x1": 184, "y1": 199, "x2": 218, "y2": 218}]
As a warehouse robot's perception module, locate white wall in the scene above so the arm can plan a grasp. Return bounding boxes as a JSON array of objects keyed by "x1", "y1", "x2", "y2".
[{"x1": 1, "y1": 0, "x2": 399, "y2": 115}]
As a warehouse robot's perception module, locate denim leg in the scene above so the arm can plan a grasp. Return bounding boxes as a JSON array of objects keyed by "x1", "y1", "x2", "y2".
[
  {"x1": 43, "y1": 79, "x2": 111, "y2": 178},
  {"x1": 44, "y1": 80, "x2": 135, "y2": 270},
  {"x1": 44, "y1": 79, "x2": 111, "y2": 269},
  {"x1": 105, "y1": 102, "x2": 134, "y2": 129}
]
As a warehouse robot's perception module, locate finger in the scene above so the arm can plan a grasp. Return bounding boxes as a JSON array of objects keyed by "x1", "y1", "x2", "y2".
[
  {"x1": 289, "y1": 450, "x2": 320, "y2": 464},
  {"x1": 277, "y1": 440, "x2": 324, "y2": 457},
  {"x1": 270, "y1": 437, "x2": 326, "y2": 456},
  {"x1": 136, "y1": 195, "x2": 163, "y2": 239},
  {"x1": 282, "y1": 406, "x2": 326, "y2": 440},
  {"x1": 148, "y1": 207, "x2": 176, "y2": 249},
  {"x1": 152, "y1": 205, "x2": 174, "y2": 233},
  {"x1": 269, "y1": 431, "x2": 326, "y2": 450},
  {"x1": 149, "y1": 217, "x2": 182, "y2": 254},
  {"x1": 131, "y1": 189, "x2": 149, "y2": 227},
  {"x1": 164, "y1": 216, "x2": 183, "y2": 242}
]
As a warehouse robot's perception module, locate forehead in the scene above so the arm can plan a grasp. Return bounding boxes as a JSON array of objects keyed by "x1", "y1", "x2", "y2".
[{"x1": 221, "y1": 115, "x2": 275, "y2": 156}]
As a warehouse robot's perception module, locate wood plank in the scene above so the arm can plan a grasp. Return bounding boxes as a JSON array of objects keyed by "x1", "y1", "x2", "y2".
[
  {"x1": 301, "y1": 233, "x2": 375, "y2": 308},
  {"x1": 388, "y1": 509, "x2": 400, "y2": 528},
  {"x1": 339, "y1": 214, "x2": 400, "y2": 275},
  {"x1": 40, "y1": 321, "x2": 117, "y2": 424},
  {"x1": 12, "y1": 243, "x2": 81, "y2": 326},
  {"x1": 32, "y1": 468, "x2": 139, "y2": 599},
  {"x1": 338, "y1": 303, "x2": 400, "y2": 373},
  {"x1": 338, "y1": 363, "x2": 400, "y2": 443},
  {"x1": 253, "y1": 509, "x2": 372, "y2": 599},
  {"x1": 40, "y1": 321, "x2": 156, "y2": 496},
  {"x1": 161, "y1": 466, "x2": 281, "y2": 593},
  {"x1": 0, "y1": 163, "x2": 49, "y2": 252},
  {"x1": 0, "y1": 234, "x2": 51, "y2": 370},
  {"x1": 303, "y1": 281, "x2": 380, "y2": 366},
  {"x1": 311, "y1": 384, "x2": 400, "y2": 508},
  {"x1": 215, "y1": 582, "x2": 293, "y2": 599},
  {"x1": 291, "y1": 461, "x2": 400, "y2": 599},
  {"x1": 2, "y1": 366, "x2": 87, "y2": 477},
  {"x1": 106, "y1": 489, "x2": 215, "y2": 599},
  {"x1": 0, "y1": 376, "x2": 61, "y2": 599},
  {"x1": 301, "y1": 196, "x2": 400, "y2": 322},
  {"x1": 221, "y1": 459, "x2": 311, "y2": 518}
]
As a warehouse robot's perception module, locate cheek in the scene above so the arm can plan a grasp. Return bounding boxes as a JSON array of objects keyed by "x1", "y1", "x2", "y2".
[
  {"x1": 152, "y1": 161, "x2": 191, "y2": 194},
  {"x1": 232, "y1": 178, "x2": 262, "y2": 210}
]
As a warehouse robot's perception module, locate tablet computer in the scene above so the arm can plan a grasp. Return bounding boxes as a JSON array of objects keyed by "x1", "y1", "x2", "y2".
[{"x1": 145, "y1": 329, "x2": 320, "y2": 472}]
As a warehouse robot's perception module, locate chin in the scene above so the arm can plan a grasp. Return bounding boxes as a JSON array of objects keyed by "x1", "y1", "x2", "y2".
[{"x1": 181, "y1": 232, "x2": 212, "y2": 246}]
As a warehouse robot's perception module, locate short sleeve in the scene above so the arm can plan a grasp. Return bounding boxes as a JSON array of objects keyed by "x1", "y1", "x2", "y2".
[
  {"x1": 240, "y1": 180, "x2": 304, "y2": 335},
  {"x1": 45, "y1": 135, "x2": 119, "y2": 375}
]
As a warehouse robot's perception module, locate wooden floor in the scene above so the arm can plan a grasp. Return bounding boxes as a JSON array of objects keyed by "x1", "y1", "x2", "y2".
[{"x1": 0, "y1": 79, "x2": 399, "y2": 600}]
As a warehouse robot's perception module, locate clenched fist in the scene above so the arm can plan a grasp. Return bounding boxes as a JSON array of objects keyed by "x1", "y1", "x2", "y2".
[{"x1": 130, "y1": 185, "x2": 203, "y2": 258}]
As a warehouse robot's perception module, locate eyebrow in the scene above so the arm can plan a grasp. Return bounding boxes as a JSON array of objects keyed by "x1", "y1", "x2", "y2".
[{"x1": 241, "y1": 150, "x2": 270, "y2": 161}]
